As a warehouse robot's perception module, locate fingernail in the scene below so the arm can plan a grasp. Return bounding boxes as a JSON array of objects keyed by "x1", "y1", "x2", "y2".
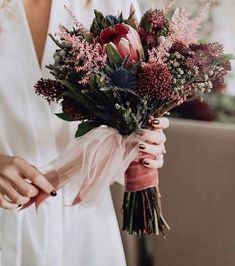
[
  {"x1": 143, "y1": 160, "x2": 150, "y2": 166},
  {"x1": 139, "y1": 143, "x2": 146, "y2": 150},
  {"x1": 50, "y1": 190, "x2": 57, "y2": 197},
  {"x1": 153, "y1": 119, "x2": 160, "y2": 125}
]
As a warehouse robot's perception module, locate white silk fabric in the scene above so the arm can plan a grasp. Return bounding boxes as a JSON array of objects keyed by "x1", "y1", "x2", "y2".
[{"x1": 0, "y1": 1, "x2": 141, "y2": 265}]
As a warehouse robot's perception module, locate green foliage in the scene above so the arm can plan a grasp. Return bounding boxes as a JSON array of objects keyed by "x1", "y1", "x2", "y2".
[
  {"x1": 90, "y1": 10, "x2": 137, "y2": 37},
  {"x1": 223, "y1": 54, "x2": 235, "y2": 61},
  {"x1": 105, "y1": 43, "x2": 123, "y2": 67},
  {"x1": 61, "y1": 80, "x2": 95, "y2": 111},
  {"x1": 205, "y1": 93, "x2": 235, "y2": 124},
  {"x1": 75, "y1": 121, "x2": 98, "y2": 138},
  {"x1": 212, "y1": 53, "x2": 235, "y2": 66},
  {"x1": 90, "y1": 10, "x2": 107, "y2": 36},
  {"x1": 55, "y1": 112, "x2": 77, "y2": 121},
  {"x1": 124, "y1": 10, "x2": 137, "y2": 29}
]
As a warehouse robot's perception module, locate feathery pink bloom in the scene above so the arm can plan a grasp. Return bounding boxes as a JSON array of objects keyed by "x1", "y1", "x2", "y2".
[
  {"x1": 170, "y1": 3, "x2": 211, "y2": 45},
  {"x1": 56, "y1": 26, "x2": 107, "y2": 84}
]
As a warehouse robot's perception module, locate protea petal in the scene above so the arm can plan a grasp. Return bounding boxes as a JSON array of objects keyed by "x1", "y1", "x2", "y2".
[
  {"x1": 129, "y1": 45, "x2": 139, "y2": 62},
  {"x1": 114, "y1": 23, "x2": 129, "y2": 37},
  {"x1": 116, "y1": 37, "x2": 131, "y2": 59},
  {"x1": 127, "y1": 27, "x2": 143, "y2": 52},
  {"x1": 100, "y1": 27, "x2": 116, "y2": 45}
]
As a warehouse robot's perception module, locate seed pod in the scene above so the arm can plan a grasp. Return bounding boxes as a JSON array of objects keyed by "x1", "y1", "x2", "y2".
[
  {"x1": 54, "y1": 55, "x2": 61, "y2": 64},
  {"x1": 60, "y1": 50, "x2": 67, "y2": 57}
]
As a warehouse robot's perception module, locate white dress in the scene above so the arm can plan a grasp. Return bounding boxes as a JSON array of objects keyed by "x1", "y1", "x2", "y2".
[{"x1": 0, "y1": 1, "x2": 140, "y2": 265}]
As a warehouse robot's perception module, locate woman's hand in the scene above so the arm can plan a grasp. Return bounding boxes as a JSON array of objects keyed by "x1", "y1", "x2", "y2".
[
  {"x1": 0, "y1": 155, "x2": 57, "y2": 210},
  {"x1": 139, "y1": 117, "x2": 169, "y2": 169}
]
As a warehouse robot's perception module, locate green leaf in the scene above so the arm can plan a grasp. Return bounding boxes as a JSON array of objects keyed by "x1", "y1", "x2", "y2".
[
  {"x1": 60, "y1": 80, "x2": 95, "y2": 110},
  {"x1": 55, "y1": 112, "x2": 76, "y2": 121},
  {"x1": 75, "y1": 121, "x2": 99, "y2": 138},
  {"x1": 105, "y1": 43, "x2": 123, "y2": 67},
  {"x1": 90, "y1": 10, "x2": 107, "y2": 36},
  {"x1": 223, "y1": 53, "x2": 235, "y2": 61},
  {"x1": 114, "y1": 87, "x2": 139, "y2": 97}
]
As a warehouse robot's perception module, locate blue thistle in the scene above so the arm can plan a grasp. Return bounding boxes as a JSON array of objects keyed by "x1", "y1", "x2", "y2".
[{"x1": 106, "y1": 65, "x2": 136, "y2": 89}]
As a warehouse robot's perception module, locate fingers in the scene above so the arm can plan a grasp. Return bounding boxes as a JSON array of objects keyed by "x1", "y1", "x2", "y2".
[
  {"x1": 139, "y1": 142, "x2": 165, "y2": 157},
  {"x1": 0, "y1": 180, "x2": 30, "y2": 205},
  {"x1": 11, "y1": 175, "x2": 39, "y2": 198},
  {"x1": 0, "y1": 194, "x2": 18, "y2": 210},
  {"x1": 14, "y1": 157, "x2": 56, "y2": 196},
  {"x1": 137, "y1": 117, "x2": 169, "y2": 170},
  {"x1": 143, "y1": 155, "x2": 164, "y2": 169},
  {"x1": 149, "y1": 117, "x2": 170, "y2": 130},
  {"x1": 141, "y1": 129, "x2": 166, "y2": 144}
]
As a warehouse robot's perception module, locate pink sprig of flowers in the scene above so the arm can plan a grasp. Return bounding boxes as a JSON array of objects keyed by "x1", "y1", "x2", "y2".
[
  {"x1": 170, "y1": 2, "x2": 211, "y2": 45},
  {"x1": 56, "y1": 25, "x2": 107, "y2": 84}
]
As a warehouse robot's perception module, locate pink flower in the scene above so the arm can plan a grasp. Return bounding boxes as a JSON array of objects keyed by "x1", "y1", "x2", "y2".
[{"x1": 100, "y1": 23, "x2": 144, "y2": 63}]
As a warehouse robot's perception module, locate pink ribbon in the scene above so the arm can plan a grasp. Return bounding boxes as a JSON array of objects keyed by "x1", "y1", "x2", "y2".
[{"x1": 125, "y1": 153, "x2": 158, "y2": 192}]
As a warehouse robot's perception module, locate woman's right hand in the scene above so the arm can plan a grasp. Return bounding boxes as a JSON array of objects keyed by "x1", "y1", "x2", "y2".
[{"x1": 0, "y1": 154, "x2": 57, "y2": 210}]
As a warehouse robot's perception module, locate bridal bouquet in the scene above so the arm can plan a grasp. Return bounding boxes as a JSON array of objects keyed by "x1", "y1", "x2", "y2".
[{"x1": 32, "y1": 3, "x2": 232, "y2": 236}]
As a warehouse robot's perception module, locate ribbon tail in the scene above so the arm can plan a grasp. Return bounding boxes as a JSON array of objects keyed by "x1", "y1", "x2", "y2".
[{"x1": 71, "y1": 193, "x2": 82, "y2": 205}]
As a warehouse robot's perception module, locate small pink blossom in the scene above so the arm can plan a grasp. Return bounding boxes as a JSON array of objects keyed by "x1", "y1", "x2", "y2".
[
  {"x1": 170, "y1": 3, "x2": 211, "y2": 45},
  {"x1": 56, "y1": 26, "x2": 107, "y2": 84}
]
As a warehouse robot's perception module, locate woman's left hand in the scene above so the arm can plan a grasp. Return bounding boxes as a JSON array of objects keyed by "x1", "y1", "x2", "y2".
[{"x1": 139, "y1": 117, "x2": 170, "y2": 169}]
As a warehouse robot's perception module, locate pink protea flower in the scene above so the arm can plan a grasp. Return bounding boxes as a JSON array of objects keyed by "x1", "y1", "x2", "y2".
[{"x1": 100, "y1": 23, "x2": 144, "y2": 63}]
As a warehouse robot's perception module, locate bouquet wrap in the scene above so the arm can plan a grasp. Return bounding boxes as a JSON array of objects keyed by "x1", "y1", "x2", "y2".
[
  {"x1": 125, "y1": 153, "x2": 158, "y2": 192},
  {"x1": 23, "y1": 127, "x2": 139, "y2": 208},
  {"x1": 123, "y1": 152, "x2": 169, "y2": 235}
]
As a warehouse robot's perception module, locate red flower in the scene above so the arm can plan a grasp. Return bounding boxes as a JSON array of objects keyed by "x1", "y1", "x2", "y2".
[
  {"x1": 100, "y1": 23, "x2": 144, "y2": 63},
  {"x1": 34, "y1": 79, "x2": 66, "y2": 103},
  {"x1": 137, "y1": 62, "x2": 173, "y2": 103}
]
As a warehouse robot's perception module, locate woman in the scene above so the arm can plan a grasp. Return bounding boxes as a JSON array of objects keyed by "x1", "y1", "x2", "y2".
[{"x1": 0, "y1": 1, "x2": 169, "y2": 265}]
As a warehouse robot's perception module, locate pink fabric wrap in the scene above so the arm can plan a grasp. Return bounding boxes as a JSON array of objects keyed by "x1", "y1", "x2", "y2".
[
  {"x1": 22, "y1": 127, "x2": 139, "y2": 209},
  {"x1": 125, "y1": 153, "x2": 158, "y2": 192}
]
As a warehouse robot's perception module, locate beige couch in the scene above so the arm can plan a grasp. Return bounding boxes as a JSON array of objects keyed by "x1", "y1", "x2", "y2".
[{"x1": 111, "y1": 118, "x2": 235, "y2": 266}]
